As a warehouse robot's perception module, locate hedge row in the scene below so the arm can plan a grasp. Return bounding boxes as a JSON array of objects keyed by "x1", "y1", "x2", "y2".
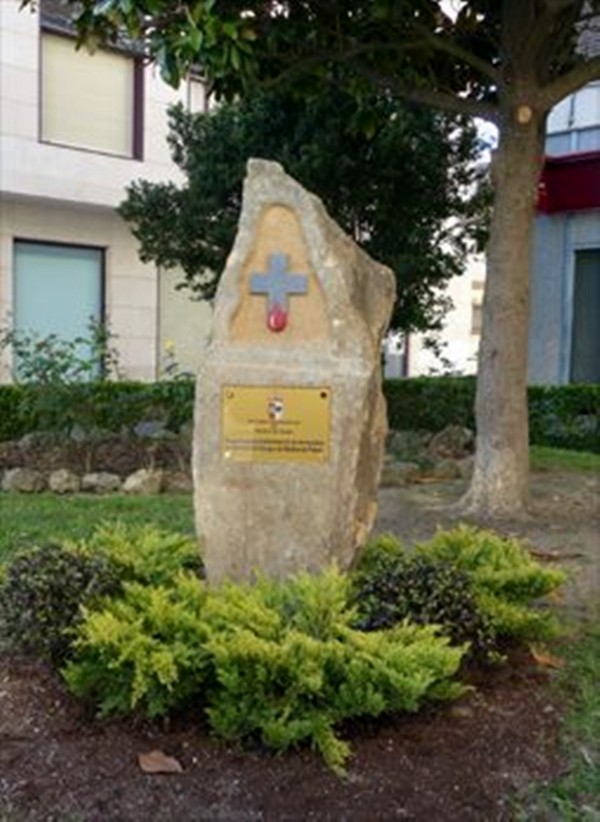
[{"x1": 0, "y1": 377, "x2": 598, "y2": 452}]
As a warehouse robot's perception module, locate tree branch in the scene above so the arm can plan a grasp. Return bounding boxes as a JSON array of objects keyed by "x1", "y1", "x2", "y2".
[
  {"x1": 412, "y1": 22, "x2": 502, "y2": 85},
  {"x1": 539, "y1": 56, "x2": 600, "y2": 111}
]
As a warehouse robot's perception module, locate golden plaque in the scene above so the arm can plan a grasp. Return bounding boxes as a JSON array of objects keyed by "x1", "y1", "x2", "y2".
[{"x1": 222, "y1": 385, "x2": 331, "y2": 463}]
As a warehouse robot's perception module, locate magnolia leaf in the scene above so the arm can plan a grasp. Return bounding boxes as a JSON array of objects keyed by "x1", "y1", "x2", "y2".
[{"x1": 138, "y1": 749, "x2": 184, "y2": 774}]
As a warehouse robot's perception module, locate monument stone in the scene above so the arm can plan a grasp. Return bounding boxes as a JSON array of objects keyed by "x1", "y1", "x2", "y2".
[{"x1": 194, "y1": 159, "x2": 395, "y2": 582}]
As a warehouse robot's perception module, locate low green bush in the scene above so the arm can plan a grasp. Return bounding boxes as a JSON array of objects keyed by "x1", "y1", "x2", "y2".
[
  {"x1": 355, "y1": 526, "x2": 565, "y2": 650},
  {"x1": 414, "y1": 525, "x2": 566, "y2": 642},
  {"x1": 66, "y1": 566, "x2": 466, "y2": 772},
  {"x1": 67, "y1": 522, "x2": 203, "y2": 584},
  {"x1": 352, "y1": 537, "x2": 494, "y2": 657},
  {"x1": 0, "y1": 544, "x2": 120, "y2": 664},
  {"x1": 0, "y1": 524, "x2": 201, "y2": 664},
  {"x1": 1, "y1": 377, "x2": 597, "y2": 451},
  {"x1": 202, "y1": 571, "x2": 465, "y2": 772},
  {"x1": 65, "y1": 574, "x2": 211, "y2": 718}
]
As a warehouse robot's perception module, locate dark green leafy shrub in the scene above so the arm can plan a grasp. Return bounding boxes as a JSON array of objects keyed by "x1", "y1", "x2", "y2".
[
  {"x1": 352, "y1": 540, "x2": 494, "y2": 656},
  {"x1": 0, "y1": 544, "x2": 120, "y2": 664},
  {"x1": 415, "y1": 525, "x2": 566, "y2": 642}
]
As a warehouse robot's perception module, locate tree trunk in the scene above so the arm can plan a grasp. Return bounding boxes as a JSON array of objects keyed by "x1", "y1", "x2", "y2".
[{"x1": 461, "y1": 110, "x2": 545, "y2": 517}]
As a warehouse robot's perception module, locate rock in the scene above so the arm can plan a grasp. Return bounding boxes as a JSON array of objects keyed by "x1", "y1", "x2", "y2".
[
  {"x1": 163, "y1": 471, "x2": 193, "y2": 494},
  {"x1": 428, "y1": 425, "x2": 474, "y2": 459},
  {"x1": 18, "y1": 431, "x2": 59, "y2": 449},
  {"x1": 1, "y1": 467, "x2": 46, "y2": 493},
  {"x1": 380, "y1": 461, "x2": 422, "y2": 487},
  {"x1": 48, "y1": 468, "x2": 81, "y2": 494},
  {"x1": 194, "y1": 159, "x2": 395, "y2": 582},
  {"x1": 431, "y1": 458, "x2": 462, "y2": 480},
  {"x1": 81, "y1": 472, "x2": 122, "y2": 493},
  {"x1": 387, "y1": 430, "x2": 432, "y2": 460},
  {"x1": 133, "y1": 420, "x2": 172, "y2": 440},
  {"x1": 456, "y1": 455, "x2": 475, "y2": 479},
  {"x1": 122, "y1": 468, "x2": 164, "y2": 495}
]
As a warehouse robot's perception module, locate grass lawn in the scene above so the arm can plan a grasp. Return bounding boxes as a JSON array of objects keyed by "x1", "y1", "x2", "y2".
[
  {"x1": 0, "y1": 493, "x2": 194, "y2": 563},
  {"x1": 530, "y1": 446, "x2": 600, "y2": 473},
  {"x1": 519, "y1": 619, "x2": 600, "y2": 818}
]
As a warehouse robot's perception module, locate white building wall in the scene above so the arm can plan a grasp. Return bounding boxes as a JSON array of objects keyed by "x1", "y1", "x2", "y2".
[
  {"x1": 0, "y1": 198, "x2": 159, "y2": 381},
  {"x1": 0, "y1": 1, "x2": 214, "y2": 383},
  {"x1": 385, "y1": 255, "x2": 484, "y2": 378}
]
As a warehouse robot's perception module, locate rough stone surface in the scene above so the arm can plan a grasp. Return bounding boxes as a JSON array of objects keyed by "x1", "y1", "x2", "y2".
[
  {"x1": 122, "y1": 468, "x2": 164, "y2": 495},
  {"x1": 428, "y1": 425, "x2": 474, "y2": 459},
  {"x1": 163, "y1": 471, "x2": 194, "y2": 494},
  {"x1": 81, "y1": 472, "x2": 122, "y2": 493},
  {"x1": 194, "y1": 159, "x2": 395, "y2": 582},
  {"x1": 48, "y1": 468, "x2": 81, "y2": 494},
  {"x1": 431, "y1": 458, "x2": 462, "y2": 481},
  {"x1": 380, "y1": 461, "x2": 422, "y2": 487},
  {"x1": 1, "y1": 467, "x2": 46, "y2": 493}
]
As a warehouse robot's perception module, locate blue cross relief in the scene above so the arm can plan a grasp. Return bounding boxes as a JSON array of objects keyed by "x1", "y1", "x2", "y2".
[{"x1": 249, "y1": 252, "x2": 308, "y2": 332}]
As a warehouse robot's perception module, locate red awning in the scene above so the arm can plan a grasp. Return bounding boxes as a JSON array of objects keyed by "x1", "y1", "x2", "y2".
[{"x1": 537, "y1": 151, "x2": 600, "y2": 214}]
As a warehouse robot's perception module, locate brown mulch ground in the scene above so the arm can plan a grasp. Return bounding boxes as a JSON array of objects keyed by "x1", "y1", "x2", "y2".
[
  {"x1": 1, "y1": 442, "x2": 598, "y2": 820},
  {"x1": 0, "y1": 650, "x2": 563, "y2": 822}
]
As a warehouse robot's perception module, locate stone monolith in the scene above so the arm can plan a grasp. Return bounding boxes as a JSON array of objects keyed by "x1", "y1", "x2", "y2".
[{"x1": 194, "y1": 159, "x2": 395, "y2": 582}]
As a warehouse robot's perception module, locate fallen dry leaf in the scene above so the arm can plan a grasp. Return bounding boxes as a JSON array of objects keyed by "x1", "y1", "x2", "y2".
[
  {"x1": 531, "y1": 648, "x2": 565, "y2": 670},
  {"x1": 138, "y1": 749, "x2": 184, "y2": 774}
]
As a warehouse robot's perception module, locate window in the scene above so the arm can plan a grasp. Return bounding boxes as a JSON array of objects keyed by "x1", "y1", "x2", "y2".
[
  {"x1": 570, "y1": 249, "x2": 600, "y2": 383},
  {"x1": 13, "y1": 241, "x2": 104, "y2": 372},
  {"x1": 471, "y1": 302, "x2": 483, "y2": 335},
  {"x1": 40, "y1": 31, "x2": 143, "y2": 158},
  {"x1": 187, "y1": 76, "x2": 209, "y2": 114}
]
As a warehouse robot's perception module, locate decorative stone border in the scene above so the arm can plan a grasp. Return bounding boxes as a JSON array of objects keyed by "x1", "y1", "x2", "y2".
[{"x1": 0, "y1": 467, "x2": 193, "y2": 495}]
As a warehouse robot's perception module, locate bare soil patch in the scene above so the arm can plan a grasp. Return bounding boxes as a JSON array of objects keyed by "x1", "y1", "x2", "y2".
[{"x1": 1, "y1": 465, "x2": 597, "y2": 821}]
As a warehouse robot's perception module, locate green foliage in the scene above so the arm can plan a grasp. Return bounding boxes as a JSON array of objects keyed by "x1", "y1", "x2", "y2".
[
  {"x1": 64, "y1": 575, "x2": 210, "y2": 718},
  {"x1": 2, "y1": 377, "x2": 595, "y2": 453},
  {"x1": 0, "y1": 380, "x2": 195, "y2": 443},
  {"x1": 0, "y1": 543, "x2": 120, "y2": 664},
  {"x1": 0, "y1": 318, "x2": 123, "y2": 443},
  {"x1": 415, "y1": 525, "x2": 566, "y2": 642},
  {"x1": 383, "y1": 378, "x2": 599, "y2": 453},
  {"x1": 0, "y1": 317, "x2": 121, "y2": 385},
  {"x1": 352, "y1": 540, "x2": 494, "y2": 657},
  {"x1": 68, "y1": 522, "x2": 203, "y2": 584},
  {"x1": 65, "y1": 565, "x2": 466, "y2": 772},
  {"x1": 529, "y1": 384, "x2": 600, "y2": 453},
  {"x1": 202, "y1": 570, "x2": 465, "y2": 772},
  {"x1": 119, "y1": 88, "x2": 483, "y2": 333}
]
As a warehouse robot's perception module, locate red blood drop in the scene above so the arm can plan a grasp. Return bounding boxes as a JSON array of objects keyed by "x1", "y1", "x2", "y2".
[{"x1": 267, "y1": 304, "x2": 288, "y2": 332}]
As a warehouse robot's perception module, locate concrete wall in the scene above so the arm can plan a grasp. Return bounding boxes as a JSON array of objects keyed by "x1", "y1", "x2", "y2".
[{"x1": 157, "y1": 268, "x2": 213, "y2": 378}]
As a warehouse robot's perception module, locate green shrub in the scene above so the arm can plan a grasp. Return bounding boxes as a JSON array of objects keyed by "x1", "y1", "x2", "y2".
[
  {"x1": 1, "y1": 376, "x2": 596, "y2": 451},
  {"x1": 352, "y1": 539, "x2": 494, "y2": 656},
  {"x1": 528, "y1": 384, "x2": 600, "y2": 453},
  {"x1": 415, "y1": 525, "x2": 566, "y2": 642},
  {"x1": 66, "y1": 566, "x2": 466, "y2": 772},
  {"x1": 384, "y1": 377, "x2": 476, "y2": 433},
  {"x1": 68, "y1": 522, "x2": 203, "y2": 584},
  {"x1": 64, "y1": 574, "x2": 211, "y2": 718},
  {"x1": 202, "y1": 571, "x2": 465, "y2": 772},
  {"x1": 0, "y1": 544, "x2": 120, "y2": 664}
]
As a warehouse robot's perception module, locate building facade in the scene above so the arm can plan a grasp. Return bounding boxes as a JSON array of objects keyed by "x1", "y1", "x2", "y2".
[
  {"x1": 0, "y1": 0, "x2": 210, "y2": 382},
  {"x1": 530, "y1": 82, "x2": 600, "y2": 384}
]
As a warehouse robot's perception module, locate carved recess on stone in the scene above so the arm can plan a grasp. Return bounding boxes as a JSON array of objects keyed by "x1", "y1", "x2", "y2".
[{"x1": 230, "y1": 205, "x2": 328, "y2": 344}]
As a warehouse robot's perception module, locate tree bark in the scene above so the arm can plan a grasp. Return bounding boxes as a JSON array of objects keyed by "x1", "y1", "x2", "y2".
[{"x1": 460, "y1": 108, "x2": 545, "y2": 517}]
